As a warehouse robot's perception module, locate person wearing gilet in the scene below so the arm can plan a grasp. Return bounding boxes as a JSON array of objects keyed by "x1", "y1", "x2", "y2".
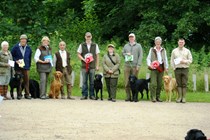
[
  {"x1": 77, "y1": 32, "x2": 100, "y2": 100},
  {"x1": 34, "y1": 36, "x2": 52, "y2": 99},
  {"x1": 54, "y1": 41, "x2": 74, "y2": 99},
  {"x1": 147, "y1": 36, "x2": 169, "y2": 102}
]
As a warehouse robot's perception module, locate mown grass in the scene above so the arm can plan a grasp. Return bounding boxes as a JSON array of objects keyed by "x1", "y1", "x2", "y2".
[{"x1": 70, "y1": 86, "x2": 210, "y2": 103}]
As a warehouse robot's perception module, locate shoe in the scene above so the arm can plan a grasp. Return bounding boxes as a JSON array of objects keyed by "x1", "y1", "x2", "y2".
[
  {"x1": 67, "y1": 97, "x2": 75, "y2": 100},
  {"x1": 80, "y1": 96, "x2": 87, "y2": 100},
  {"x1": 108, "y1": 98, "x2": 112, "y2": 101},
  {"x1": 61, "y1": 95, "x2": 65, "y2": 99},
  {"x1": 156, "y1": 98, "x2": 162, "y2": 102},
  {"x1": 112, "y1": 99, "x2": 116, "y2": 102},
  {"x1": 152, "y1": 99, "x2": 156, "y2": 103},
  {"x1": 25, "y1": 95, "x2": 31, "y2": 99},
  {"x1": 40, "y1": 96, "x2": 48, "y2": 100},
  {"x1": 89, "y1": 96, "x2": 96, "y2": 100},
  {"x1": 125, "y1": 99, "x2": 131, "y2": 102},
  {"x1": 17, "y1": 95, "x2": 22, "y2": 100}
]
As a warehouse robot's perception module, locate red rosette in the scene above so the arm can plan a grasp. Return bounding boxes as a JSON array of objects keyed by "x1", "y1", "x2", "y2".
[{"x1": 151, "y1": 60, "x2": 163, "y2": 72}]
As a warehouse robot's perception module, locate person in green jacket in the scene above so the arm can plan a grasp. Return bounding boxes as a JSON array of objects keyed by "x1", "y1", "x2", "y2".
[
  {"x1": 0, "y1": 41, "x2": 14, "y2": 100},
  {"x1": 102, "y1": 44, "x2": 120, "y2": 102}
]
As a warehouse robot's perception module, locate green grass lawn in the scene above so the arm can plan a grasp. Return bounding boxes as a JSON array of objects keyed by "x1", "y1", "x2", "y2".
[{"x1": 71, "y1": 86, "x2": 210, "y2": 103}]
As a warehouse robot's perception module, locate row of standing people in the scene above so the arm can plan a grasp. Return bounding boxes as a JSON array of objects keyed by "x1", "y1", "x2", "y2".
[{"x1": 0, "y1": 33, "x2": 192, "y2": 103}]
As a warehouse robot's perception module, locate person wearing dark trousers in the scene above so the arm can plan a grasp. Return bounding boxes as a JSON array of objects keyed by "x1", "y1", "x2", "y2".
[
  {"x1": 122, "y1": 33, "x2": 143, "y2": 101},
  {"x1": 11, "y1": 34, "x2": 32, "y2": 100},
  {"x1": 54, "y1": 41, "x2": 74, "y2": 100},
  {"x1": 102, "y1": 44, "x2": 120, "y2": 102},
  {"x1": 77, "y1": 32, "x2": 100, "y2": 100},
  {"x1": 147, "y1": 36, "x2": 168, "y2": 102},
  {"x1": 171, "y1": 38, "x2": 192, "y2": 103},
  {"x1": 34, "y1": 36, "x2": 52, "y2": 99}
]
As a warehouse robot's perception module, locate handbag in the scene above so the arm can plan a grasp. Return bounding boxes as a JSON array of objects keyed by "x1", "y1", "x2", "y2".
[{"x1": 107, "y1": 54, "x2": 121, "y2": 74}]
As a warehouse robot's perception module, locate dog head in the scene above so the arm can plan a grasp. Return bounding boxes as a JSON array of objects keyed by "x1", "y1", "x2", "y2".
[
  {"x1": 129, "y1": 75, "x2": 137, "y2": 84},
  {"x1": 95, "y1": 74, "x2": 103, "y2": 81},
  {"x1": 163, "y1": 75, "x2": 172, "y2": 84},
  {"x1": 185, "y1": 129, "x2": 207, "y2": 140},
  {"x1": 14, "y1": 73, "x2": 24, "y2": 81},
  {"x1": 54, "y1": 71, "x2": 63, "y2": 80}
]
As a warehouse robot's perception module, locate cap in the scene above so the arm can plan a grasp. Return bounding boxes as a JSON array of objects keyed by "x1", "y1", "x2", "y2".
[
  {"x1": 129, "y1": 33, "x2": 135, "y2": 37},
  {"x1": 20, "y1": 34, "x2": 27, "y2": 40},
  {"x1": 85, "y1": 32, "x2": 92, "y2": 37},
  {"x1": 107, "y1": 44, "x2": 115, "y2": 48}
]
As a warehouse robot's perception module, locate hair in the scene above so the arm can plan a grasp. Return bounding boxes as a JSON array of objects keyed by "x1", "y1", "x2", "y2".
[
  {"x1": 154, "y1": 36, "x2": 162, "y2": 43},
  {"x1": 41, "y1": 36, "x2": 50, "y2": 43},
  {"x1": 59, "y1": 41, "x2": 66, "y2": 46},
  {"x1": 1, "y1": 41, "x2": 9, "y2": 48},
  {"x1": 178, "y1": 38, "x2": 185, "y2": 41}
]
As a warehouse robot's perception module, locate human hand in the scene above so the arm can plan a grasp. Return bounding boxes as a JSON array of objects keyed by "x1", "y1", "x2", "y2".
[
  {"x1": 127, "y1": 53, "x2": 131, "y2": 56},
  {"x1": 96, "y1": 66, "x2": 99, "y2": 71}
]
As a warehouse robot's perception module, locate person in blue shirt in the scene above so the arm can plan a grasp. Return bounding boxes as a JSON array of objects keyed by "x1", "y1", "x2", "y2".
[{"x1": 11, "y1": 34, "x2": 32, "y2": 100}]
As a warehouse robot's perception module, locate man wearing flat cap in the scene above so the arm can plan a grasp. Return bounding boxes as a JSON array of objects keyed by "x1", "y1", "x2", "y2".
[
  {"x1": 11, "y1": 34, "x2": 32, "y2": 99},
  {"x1": 122, "y1": 33, "x2": 143, "y2": 102},
  {"x1": 77, "y1": 32, "x2": 100, "y2": 100}
]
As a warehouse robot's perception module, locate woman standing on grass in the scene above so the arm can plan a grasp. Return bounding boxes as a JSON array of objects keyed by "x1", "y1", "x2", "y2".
[
  {"x1": 102, "y1": 44, "x2": 120, "y2": 102},
  {"x1": 0, "y1": 41, "x2": 14, "y2": 100}
]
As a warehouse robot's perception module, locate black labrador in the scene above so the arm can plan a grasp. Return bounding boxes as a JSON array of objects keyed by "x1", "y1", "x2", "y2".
[
  {"x1": 185, "y1": 129, "x2": 207, "y2": 140},
  {"x1": 9, "y1": 73, "x2": 23, "y2": 99},
  {"x1": 129, "y1": 75, "x2": 150, "y2": 102},
  {"x1": 94, "y1": 74, "x2": 103, "y2": 100},
  {"x1": 27, "y1": 79, "x2": 40, "y2": 99}
]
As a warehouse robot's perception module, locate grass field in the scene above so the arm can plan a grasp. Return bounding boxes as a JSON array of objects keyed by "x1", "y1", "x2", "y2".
[{"x1": 71, "y1": 86, "x2": 210, "y2": 103}]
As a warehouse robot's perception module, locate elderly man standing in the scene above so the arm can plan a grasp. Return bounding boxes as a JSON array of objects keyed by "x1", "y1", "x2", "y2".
[
  {"x1": 77, "y1": 32, "x2": 100, "y2": 100},
  {"x1": 171, "y1": 38, "x2": 192, "y2": 103},
  {"x1": 122, "y1": 33, "x2": 143, "y2": 102},
  {"x1": 11, "y1": 34, "x2": 32, "y2": 99}
]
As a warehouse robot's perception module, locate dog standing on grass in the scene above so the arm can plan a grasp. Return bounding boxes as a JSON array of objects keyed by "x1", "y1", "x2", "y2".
[
  {"x1": 129, "y1": 75, "x2": 150, "y2": 102},
  {"x1": 94, "y1": 74, "x2": 103, "y2": 100},
  {"x1": 163, "y1": 75, "x2": 178, "y2": 102},
  {"x1": 49, "y1": 71, "x2": 63, "y2": 99}
]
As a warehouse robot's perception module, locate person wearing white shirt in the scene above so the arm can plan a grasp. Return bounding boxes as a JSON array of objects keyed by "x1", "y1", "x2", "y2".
[
  {"x1": 171, "y1": 38, "x2": 192, "y2": 103},
  {"x1": 77, "y1": 32, "x2": 100, "y2": 100},
  {"x1": 54, "y1": 41, "x2": 74, "y2": 99},
  {"x1": 147, "y1": 36, "x2": 168, "y2": 102},
  {"x1": 34, "y1": 36, "x2": 52, "y2": 99}
]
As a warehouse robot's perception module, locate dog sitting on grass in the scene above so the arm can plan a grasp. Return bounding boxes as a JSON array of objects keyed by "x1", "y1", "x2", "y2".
[
  {"x1": 163, "y1": 75, "x2": 178, "y2": 102},
  {"x1": 49, "y1": 71, "x2": 63, "y2": 99}
]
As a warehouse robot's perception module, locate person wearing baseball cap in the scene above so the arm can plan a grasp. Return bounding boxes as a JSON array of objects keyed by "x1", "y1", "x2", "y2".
[
  {"x1": 11, "y1": 34, "x2": 32, "y2": 99},
  {"x1": 102, "y1": 44, "x2": 120, "y2": 102},
  {"x1": 122, "y1": 33, "x2": 143, "y2": 102},
  {"x1": 77, "y1": 32, "x2": 100, "y2": 100}
]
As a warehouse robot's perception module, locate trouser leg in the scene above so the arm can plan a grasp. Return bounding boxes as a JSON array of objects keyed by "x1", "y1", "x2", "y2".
[
  {"x1": 150, "y1": 70, "x2": 157, "y2": 101},
  {"x1": 105, "y1": 78, "x2": 111, "y2": 99},
  {"x1": 110, "y1": 78, "x2": 118, "y2": 100},
  {"x1": 156, "y1": 71, "x2": 164, "y2": 100}
]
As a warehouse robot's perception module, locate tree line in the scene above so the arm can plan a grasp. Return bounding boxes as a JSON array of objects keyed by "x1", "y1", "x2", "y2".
[{"x1": 0, "y1": 0, "x2": 209, "y2": 52}]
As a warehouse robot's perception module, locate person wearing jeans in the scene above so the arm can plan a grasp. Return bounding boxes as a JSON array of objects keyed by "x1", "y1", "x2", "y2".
[{"x1": 77, "y1": 32, "x2": 100, "y2": 100}]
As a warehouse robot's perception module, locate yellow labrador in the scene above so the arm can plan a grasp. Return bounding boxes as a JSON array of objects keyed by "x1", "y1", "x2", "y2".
[{"x1": 163, "y1": 75, "x2": 178, "y2": 102}]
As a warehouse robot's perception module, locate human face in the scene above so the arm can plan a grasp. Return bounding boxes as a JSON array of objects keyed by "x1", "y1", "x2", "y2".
[
  {"x1": 129, "y1": 36, "x2": 135, "y2": 44},
  {"x1": 108, "y1": 47, "x2": 114, "y2": 54},
  {"x1": 178, "y1": 39, "x2": 185, "y2": 48},
  {"x1": 59, "y1": 43, "x2": 66, "y2": 51},
  {"x1": 2, "y1": 44, "x2": 9, "y2": 52},
  {"x1": 155, "y1": 40, "x2": 162, "y2": 47},
  {"x1": 85, "y1": 35, "x2": 92, "y2": 43},
  {"x1": 42, "y1": 39, "x2": 49, "y2": 46},
  {"x1": 20, "y1": 38, "x2": 27, "y2": 46}
]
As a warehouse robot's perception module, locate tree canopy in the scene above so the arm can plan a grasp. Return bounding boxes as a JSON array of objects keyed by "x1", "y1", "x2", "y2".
[{"x1": 0, "y1": 0, "x2": 209, "y2": 51}]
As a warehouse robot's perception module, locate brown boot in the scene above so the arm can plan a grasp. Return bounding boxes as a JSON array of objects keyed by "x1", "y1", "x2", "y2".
[
  {"x1": 176, "y1": 87, "x2": 182, "y2": 103},
  {"x1": 182, "y1": 88, "x2": 187, "y2": 103},
  {"x1": 67, "y1": 84, "x2": 74, "y2": 100}
]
